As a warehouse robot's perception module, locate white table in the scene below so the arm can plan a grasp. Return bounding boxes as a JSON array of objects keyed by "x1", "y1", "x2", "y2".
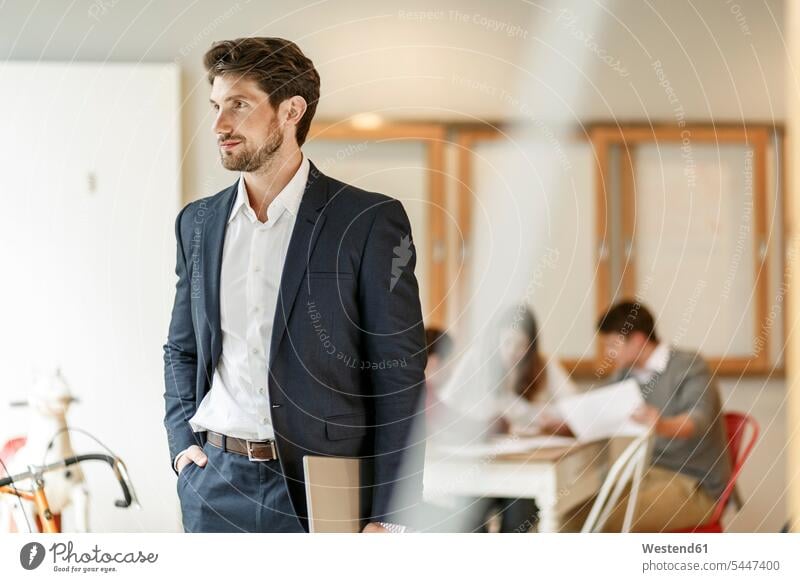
[{"x1": 423, "y1": 441, "x2": 608, "y2": 532}]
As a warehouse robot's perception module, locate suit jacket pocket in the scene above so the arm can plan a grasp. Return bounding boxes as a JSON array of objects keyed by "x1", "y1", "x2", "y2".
[
  {"x1": 325, "y1": 412, "x2": 368, "y2": 440},
  {"x1": 177, "y1": 460, "x2": 199, "y2": 489}
]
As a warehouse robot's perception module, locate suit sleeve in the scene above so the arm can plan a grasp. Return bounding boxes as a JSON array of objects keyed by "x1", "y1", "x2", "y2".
[
  {"x1": 163, "y1": 205, "x2": 201, "y2": 476},
  {"x1": 358, "y1": 199, "x2": 427, "y2": 524}
]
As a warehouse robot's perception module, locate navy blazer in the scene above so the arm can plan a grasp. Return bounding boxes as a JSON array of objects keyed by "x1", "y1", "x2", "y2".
[{"x1": 163, "y1": 160, "x2": 427, "y2": 530}]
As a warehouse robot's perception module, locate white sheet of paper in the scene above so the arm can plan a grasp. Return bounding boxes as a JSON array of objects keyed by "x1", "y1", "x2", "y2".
[
  {"x1": 433, "y1": 435, "x2": 577, "y2": 458},
  {"x1": 555, "y1": 378, "x2": 647, "y2": 442}
]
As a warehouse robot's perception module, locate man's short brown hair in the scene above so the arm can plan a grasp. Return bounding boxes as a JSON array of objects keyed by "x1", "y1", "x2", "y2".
[
  {"x1": 203, "y1": 37, "x2": 320, "y2": 146},
  {"x1": 597, "y1": 300, "x2": 659, "y2": 344}
]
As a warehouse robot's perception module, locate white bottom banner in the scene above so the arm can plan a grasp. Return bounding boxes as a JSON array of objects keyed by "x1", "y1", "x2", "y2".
[{"x1": 2, "y1": 533, "x2": 798, "y2": 581}]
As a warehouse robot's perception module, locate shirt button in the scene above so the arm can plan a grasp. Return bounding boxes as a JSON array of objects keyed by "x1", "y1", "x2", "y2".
[
  {"x1": 261, "y1": 416, "x2": 268, "y2": 424},
  {"x1": 257, "y1": 387, "x2": 265, "y2": 395},
  {"x1": 251, "y1": 347, "x2": 259, "y2": 355},
  {"x1": 254, "y1": 265, "x2": 261, "y2": 272}
]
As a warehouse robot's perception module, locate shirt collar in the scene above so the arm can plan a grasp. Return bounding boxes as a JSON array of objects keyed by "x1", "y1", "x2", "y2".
[
  {"x1": 640, "y1": 342, "x2": 671, "y2": 375},
  {"x1": 228, "y1": 153, "x2": 310, "y2": 224},
  {"x1": 621, "y1": 342, "x2": 671, "y2": 386}
]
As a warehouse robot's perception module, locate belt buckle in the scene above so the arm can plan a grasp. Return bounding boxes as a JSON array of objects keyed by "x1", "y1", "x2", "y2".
[{"x1": 247, "y1": 439, "x2": 276, "y2": 462}]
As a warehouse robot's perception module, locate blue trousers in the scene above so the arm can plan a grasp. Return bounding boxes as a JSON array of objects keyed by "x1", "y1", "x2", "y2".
[{"x1": 176, "y1": 439, "x2": 305, "y2": 532}]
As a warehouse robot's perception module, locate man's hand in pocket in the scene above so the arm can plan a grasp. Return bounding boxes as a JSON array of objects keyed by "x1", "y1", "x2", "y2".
[{"x1": 177, "y1": 445, "x2": 208, "y2": 475}]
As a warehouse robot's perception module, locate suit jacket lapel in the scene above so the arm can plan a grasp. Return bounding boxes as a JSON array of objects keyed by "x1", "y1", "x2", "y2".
[
  {"x1": 201, "y1": 180, "x2": 238, "y2": 365},
  {"x1": 269, "y1": 161, "x2": 329, "y2": 368}
]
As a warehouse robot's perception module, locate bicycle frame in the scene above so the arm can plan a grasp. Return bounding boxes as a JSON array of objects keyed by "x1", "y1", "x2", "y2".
[{"x1": 0, "y1": 453, "x2": 137, "y2": 533}]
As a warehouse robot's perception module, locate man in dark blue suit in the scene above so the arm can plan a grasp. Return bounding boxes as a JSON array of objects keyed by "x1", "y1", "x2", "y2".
[{"x1": 163, "y1": 37, "x2": 427, "y2": 533}]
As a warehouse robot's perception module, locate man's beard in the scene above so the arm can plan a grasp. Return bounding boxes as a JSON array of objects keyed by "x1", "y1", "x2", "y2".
[{"x1": 219, "y1": 123, "x2": 284, "y2": 172}]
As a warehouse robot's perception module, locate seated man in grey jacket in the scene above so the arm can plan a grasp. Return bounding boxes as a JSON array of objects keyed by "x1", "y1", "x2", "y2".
[{"x1": 594, "y1": 300, "x2": 732, "y2": 532}]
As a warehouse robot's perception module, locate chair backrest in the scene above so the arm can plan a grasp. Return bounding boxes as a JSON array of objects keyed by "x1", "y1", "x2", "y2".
[
  {"x1": 709, "y1": 412, "x2": 759, "y2": 523},
  {"x1": 582, "y1": 430, "x2": 653, "y2": 533}
]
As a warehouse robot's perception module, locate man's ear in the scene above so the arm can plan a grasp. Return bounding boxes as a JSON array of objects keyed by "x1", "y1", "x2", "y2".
[
  {"x1": 281, "y1": 95, "x2": 308, "y2": 129},
  {"x1": 629, "y1": 331, "x2": 651, "y2": 354}
]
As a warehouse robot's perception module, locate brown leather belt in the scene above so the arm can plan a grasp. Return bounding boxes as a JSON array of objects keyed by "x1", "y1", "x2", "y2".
[{"x1": 206, "y1": 430, "x2": 278, "y2": 462}]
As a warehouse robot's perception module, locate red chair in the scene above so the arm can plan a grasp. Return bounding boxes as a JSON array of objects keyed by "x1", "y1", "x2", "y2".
[{"x1": 669, "y1": 412, "x2": 759, "y2": 533}]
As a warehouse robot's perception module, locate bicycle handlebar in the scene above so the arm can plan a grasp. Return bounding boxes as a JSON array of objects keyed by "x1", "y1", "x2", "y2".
[{"x1": 0, "y1": 453, "x2": 134, "y2": 508}]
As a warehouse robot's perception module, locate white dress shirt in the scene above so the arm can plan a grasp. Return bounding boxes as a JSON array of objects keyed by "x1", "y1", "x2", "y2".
[{"x1": 174, "y1": 155, "x2": 310, "y2": 470}]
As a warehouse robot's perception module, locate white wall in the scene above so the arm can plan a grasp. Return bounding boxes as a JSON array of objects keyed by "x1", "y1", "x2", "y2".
[
  {"x1": 719, "y1": 377, "x2": 788, "y2": 533},
  {"x1": 0, "y1": 0, "x2": 785, "y2": 205},
  {"x1": 465, "y1": 138, "x2": 597, "y2": 361},
  {"x1": 0, "y1": 63, "x2": 181, "y2": 532}
]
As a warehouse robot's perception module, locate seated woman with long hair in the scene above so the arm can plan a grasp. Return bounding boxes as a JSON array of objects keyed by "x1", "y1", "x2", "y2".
[{"x1": 436, "y1": 305, "x2": 577, "y2": 532}]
